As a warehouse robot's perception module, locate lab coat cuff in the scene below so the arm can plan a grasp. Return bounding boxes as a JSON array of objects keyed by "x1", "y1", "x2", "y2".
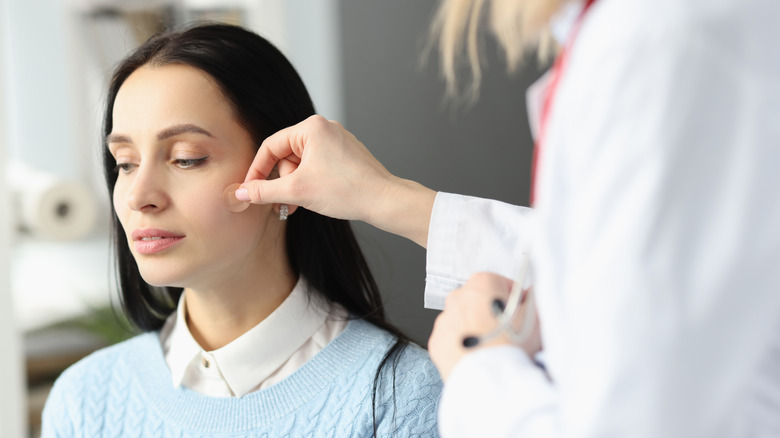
[
  {"x1": 424, "y1": 275, "x2": 462, "y2": 310},
  {"x1": 425, "y1": 192, "x2": 466, "y2": 309}
]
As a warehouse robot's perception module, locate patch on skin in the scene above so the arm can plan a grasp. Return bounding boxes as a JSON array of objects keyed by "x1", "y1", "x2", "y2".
[{"x1": 222, "y1": 183, "x2": 250, "y2": 213}]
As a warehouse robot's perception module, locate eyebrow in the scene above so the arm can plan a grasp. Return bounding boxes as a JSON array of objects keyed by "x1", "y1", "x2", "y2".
[
  {"x1": 105, "y1": 133, "x2": 131, "y2": 144},
  {"x1": 157, "y1": 124, "x2": 214, "y2": 140},
  {"x1": 105, "y1": 124, "x2": 214, "y2": 144}
]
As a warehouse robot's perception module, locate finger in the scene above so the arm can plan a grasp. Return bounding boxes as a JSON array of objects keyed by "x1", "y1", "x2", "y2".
[
  {"x1": 465, "y1": 273, "x2": 514, "y2": 301},
  {"x1": 428, "y1": 312, "x2": 446, "y2": 351},
  {"x1": 239, "y1": 177, "x2": 299, "y2": 205},
  {"x1": 277, "y1": 157, "x2": 299, "y2": 178},
  {"x1": 244, "y1": 124, "x2": 303, "y2": 182},
  {"x1": 444, "y1": 286, "x2": 467, "y2": 309}
]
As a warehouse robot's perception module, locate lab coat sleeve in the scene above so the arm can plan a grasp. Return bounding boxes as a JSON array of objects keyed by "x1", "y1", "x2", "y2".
[
  {"x1": 438, "y1": 1, "x2": 780, "y2": 436},
  {"x1": 439, "y1": 347, "x2": 559, "y2": 437},
  {"x1": 424, "y1": 192, "x2": 535, "y2": 310}
]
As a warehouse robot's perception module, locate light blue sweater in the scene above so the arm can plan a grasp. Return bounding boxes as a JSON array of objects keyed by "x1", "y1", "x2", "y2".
[{"x1": 42, "y1": 319, "x2": 442, "y2": 437}]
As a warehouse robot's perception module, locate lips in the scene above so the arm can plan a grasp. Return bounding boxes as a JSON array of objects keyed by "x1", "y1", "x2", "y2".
[{"x1": 131, "y1": 228, "x2": 185, "y2": 255}]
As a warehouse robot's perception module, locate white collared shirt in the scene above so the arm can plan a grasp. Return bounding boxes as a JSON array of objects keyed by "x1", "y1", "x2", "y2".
[{"x1": 159, "y1": 277, "x2": 347, "y2": 397}]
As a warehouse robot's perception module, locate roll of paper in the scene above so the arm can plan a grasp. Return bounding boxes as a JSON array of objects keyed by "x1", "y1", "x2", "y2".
[{"x1": 8, "y1": 162, "x2": 98, "y2": 241}]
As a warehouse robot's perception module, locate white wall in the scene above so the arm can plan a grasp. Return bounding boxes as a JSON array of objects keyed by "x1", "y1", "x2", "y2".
[
  {"x1": 284, "y1": 0, "x2": 344, "y2": 122},
  {"x1": 242, "y1": 0, "x2": 344, "y2": 121},
  {"x1": 2, "y1": 0, "x2": 83, "y2": 178},
  {"x1": 0, "y1": 0, "x2": 28, "y2": 435}
]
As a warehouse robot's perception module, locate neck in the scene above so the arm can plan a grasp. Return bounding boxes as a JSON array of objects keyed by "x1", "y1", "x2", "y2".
[{"x1": 183, "y1": 249, "x2": 296, "y2": 351}]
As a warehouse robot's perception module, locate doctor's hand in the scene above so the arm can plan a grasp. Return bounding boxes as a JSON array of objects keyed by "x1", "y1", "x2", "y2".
[
  {"x1": 238, "y1": 115, "x2": 436, "y2": 247},
  {"x1": 428, "y1": 272, "x2": 542, "y2": 381}
]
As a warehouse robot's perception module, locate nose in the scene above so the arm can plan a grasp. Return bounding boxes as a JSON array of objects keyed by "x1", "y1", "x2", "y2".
[{"x1": 125, "y1": 163, "x2": 169, "y2": 213}]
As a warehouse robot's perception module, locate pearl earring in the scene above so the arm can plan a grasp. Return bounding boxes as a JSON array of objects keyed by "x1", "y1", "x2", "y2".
[{"x1": 279, "y1": 204, "x2": 289, "y2": 221}]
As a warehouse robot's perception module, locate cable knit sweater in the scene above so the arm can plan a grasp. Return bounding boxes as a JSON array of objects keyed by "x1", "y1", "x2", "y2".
[{"x1": 41, "y1": 319, "x2": 441, "y2": 437}]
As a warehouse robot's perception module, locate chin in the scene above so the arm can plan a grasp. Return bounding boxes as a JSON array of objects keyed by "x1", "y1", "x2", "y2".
[
  {"x1": 139, "y1": 277, "x2": 184, "y2": 289},
  {"x1": 136, "y1": 266, "x2": 188, "y2": 289}
]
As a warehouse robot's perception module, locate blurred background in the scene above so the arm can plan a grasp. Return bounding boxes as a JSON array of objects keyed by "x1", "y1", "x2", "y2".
[{"x1": 0, "y1": 0, "x2": 541, "y2": 435}]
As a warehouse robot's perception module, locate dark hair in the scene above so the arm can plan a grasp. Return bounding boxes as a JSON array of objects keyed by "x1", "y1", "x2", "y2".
[{"x1": 102, "y1": 23, "x2": 409, "y2": 432}]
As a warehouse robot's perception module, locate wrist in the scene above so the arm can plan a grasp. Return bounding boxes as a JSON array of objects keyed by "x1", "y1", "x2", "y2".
[{"x1": 367, "y1": 177, "x2": 436, "y2": 248}]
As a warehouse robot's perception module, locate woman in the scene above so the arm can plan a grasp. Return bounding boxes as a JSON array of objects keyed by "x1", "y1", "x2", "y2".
[
  {"x1": 236, "y1": 0, "x2": 780, "y2": 436},
  {"x1": 41, "y1": 24, "x2": 441, "y2": 437}
]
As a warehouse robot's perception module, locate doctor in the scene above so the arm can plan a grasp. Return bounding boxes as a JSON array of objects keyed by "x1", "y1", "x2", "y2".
[{"x1": 236, "y1": 0, "x2": 780, "y2": 436}]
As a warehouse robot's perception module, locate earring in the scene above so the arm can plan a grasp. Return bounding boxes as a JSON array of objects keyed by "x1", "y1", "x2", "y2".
[{"x1": 279, "y1": 204, "x2": 289, "y2": 221}]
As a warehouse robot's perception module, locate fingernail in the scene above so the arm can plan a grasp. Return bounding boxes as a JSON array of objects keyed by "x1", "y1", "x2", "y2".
[
  {"x1": 492, "y1": 299, "x2": 506, "y2": 316},
  {"x1": 462, "y1": 336, "x2": 479, "y2": 348},
  {"x1": 235, "y1": 188, "x2": 250, "y2": 201}
]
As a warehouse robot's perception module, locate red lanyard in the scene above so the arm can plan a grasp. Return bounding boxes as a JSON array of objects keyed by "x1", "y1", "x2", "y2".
[{"x1": 530, "y1": 0, "x2": 597, "y2": 205}]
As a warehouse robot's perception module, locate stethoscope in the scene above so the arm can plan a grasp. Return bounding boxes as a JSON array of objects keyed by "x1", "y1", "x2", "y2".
[{"x1": 462, "y1": 253, "x2": 536, "y2": 348}]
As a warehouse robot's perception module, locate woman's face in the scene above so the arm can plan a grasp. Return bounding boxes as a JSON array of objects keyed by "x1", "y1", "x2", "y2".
[{"x1": 108, "y1": 64, "x2": 282, "y2": 290}]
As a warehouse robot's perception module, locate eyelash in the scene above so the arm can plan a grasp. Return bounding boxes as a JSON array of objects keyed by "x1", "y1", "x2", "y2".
[
  {"x1": 173, "y1": 157, "x2": 209, "y2": 169},
  {"x1": 113, "y1": 157, "x2": 209, "y2": 174},
  {"x1": 113, "y1": 163, "x2": 135, "y2": 174}
]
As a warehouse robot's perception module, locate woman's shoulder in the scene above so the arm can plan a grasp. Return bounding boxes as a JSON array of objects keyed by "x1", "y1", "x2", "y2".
[
  {"x1": 319, "y1": 318, "x2": 442, "y2": 399},
  {"x1": 395, "y1": 342, "x2": 442, "y2": 386},
  {"x1": 340, "y1": 320, "x2": 442, "y2": 436},
  {"x1": 339, "y1": 319, "x2": 436, "y2": 368},
  {"x1": 379, "y1": 340, "x2": 443, "y2": 411},
  {"x1": 50, "y1": 332, "x2": 160, "y2": 392},
  {"x1": 41, "y1": 332, "x2": 162, "y2": 434}
]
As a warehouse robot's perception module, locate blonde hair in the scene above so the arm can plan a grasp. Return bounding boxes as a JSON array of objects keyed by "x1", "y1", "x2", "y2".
[{"x1": 430, "y1": 0, "x2": 569, "y2": 100}]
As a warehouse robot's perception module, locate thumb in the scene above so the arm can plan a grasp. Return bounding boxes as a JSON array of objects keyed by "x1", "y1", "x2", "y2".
[{"x1": 238, "y1": 177, "x2": 296, "y2": 205}]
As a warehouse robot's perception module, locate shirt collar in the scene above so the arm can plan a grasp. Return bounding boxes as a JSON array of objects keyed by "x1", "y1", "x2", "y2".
[
  {"x1": 161, "y1": 277, "x2": 330, "y2": 397},
  {"x1": 550, "y1": 0, "x2": 586, "y2": 45}
]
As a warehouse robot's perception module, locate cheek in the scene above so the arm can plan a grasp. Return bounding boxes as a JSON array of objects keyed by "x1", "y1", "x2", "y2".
[
  {"x1": 112, "y1": 181, "x2": 129, "y2": 228},
  {"x1": 185, "y1": 184, "x2": 263, "y2": 232},
  {"x1": 189, "y1": 195, "x2": 270, "y2": 261}
]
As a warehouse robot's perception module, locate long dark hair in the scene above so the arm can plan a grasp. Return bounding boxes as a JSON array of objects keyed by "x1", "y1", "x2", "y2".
[{"x1": 102, "y1": 23, "x2": 409, "y2": 431}]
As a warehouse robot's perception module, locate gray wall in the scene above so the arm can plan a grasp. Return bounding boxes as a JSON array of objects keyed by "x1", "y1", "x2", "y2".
[{"x1": 338, "y1": 0, "x2": 545, "y2": 345}]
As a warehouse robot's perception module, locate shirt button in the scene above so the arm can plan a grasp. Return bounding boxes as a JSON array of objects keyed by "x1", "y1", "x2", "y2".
[{"x1": 201, "y1": 357, "x2": 210, "y2": 368}]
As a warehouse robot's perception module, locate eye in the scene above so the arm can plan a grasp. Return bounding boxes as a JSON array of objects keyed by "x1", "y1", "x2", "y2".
[
  {"x1": 113, "y1": 162, "x2": 137, "y2": 174},
  {"x1": 173, "y1": 157, "x2": 208, "y2": 169}
]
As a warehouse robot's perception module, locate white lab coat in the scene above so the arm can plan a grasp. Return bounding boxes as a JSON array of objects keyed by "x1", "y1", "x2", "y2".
[{"x1": 425, "y1": 0, "x2": 780, "y2": 436}]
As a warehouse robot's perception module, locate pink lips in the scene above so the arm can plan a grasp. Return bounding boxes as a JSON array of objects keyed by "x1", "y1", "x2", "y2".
[{"x1": 131, "y1": 228, "x2": 185, "y2": 255}]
